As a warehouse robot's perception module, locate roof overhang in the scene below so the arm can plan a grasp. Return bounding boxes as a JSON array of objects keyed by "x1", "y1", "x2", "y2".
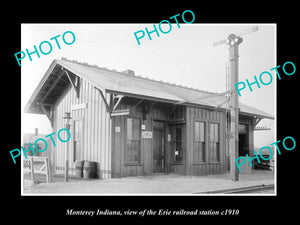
[
  {"x1": 239, "y1": 111, "x2": 274, "y2": 120},
  {"x1": 24, "y1": 59, "x2": 274, "y2": 121},
  {"x1": 24, "y1": 60, "x2": 78, "y2": 114}
]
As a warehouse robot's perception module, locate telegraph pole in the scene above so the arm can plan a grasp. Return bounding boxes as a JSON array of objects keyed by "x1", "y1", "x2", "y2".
[
  {"x1": 213, "y1": 26, "x2": 258, "y2": 181},
  {"x1": 227, "y1": 34, "x2": 242, "y2": 181}
]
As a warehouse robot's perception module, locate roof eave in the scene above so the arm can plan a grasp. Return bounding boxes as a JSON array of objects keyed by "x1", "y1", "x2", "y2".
[
  {"x1": 239, "y1": 111, "x2": 274, "y2": 120},
  {"x1": 23, "y1": 59, "x2": 59, "y2": 114},
  {"x1": 106, "y1": 89, "x2": 181, "y2": 105}
]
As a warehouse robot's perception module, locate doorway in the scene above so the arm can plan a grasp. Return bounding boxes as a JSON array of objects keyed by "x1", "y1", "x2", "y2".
[
  {"x1": 239, "y1": 134, "x2": 249, "y2": 156},
  {"x1": 153, "y1": 121, "x2": 165, "y2": 173},
  {"x1": 238, "y1": 123, "x2": 249, "y2": 156}
]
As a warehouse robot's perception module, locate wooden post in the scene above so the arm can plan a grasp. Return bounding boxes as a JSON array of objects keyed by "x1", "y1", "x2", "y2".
[
  {"x1": 65, "y1": 124, "x2": 71, "y2": 182},
  {"x1": 45, "y1": 157, "x2": 52, "y2": 183},
  {"x1": 48, "y1": 157, "x2": 52, "y2": 182},
  {"x1": 64, "y1": 159, "x2": 69, "y2": 182},
  {"x1": 64, "y1": 140, "x2": 69, "y2": 182},
  {"x1": 45, "y1": 158, "x2": 49, "y2": 183},
  {"x1": 30, "y1": 157, "x2": 34, "y2": 181},
  {"x1": 228, "y1": 34, "x2": 243, "y2": 181}
]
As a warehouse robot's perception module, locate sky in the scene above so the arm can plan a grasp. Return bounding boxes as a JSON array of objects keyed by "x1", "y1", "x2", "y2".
[{"x1": 21, "y1": 23, "x2": 276, "y2": 147}]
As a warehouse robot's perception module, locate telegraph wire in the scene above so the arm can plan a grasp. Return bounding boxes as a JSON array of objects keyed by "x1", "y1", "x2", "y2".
[{"x1": 95, "y1": 31, "x2": 224, "y2": 76}]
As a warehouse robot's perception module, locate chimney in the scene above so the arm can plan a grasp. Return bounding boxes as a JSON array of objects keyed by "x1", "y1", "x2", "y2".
[
  {"x1": 122, "y1": 69, "x2": 135, "y2": 76},
  {"x1": 34, "y1": 128, "x2": 38, "y2": 136}
]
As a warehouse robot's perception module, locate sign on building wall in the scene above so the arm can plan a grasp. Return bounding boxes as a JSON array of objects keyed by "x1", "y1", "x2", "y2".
[
  {"x1": 115, "y1": 126, "x2": 121, "y2": 133},
  {"x1": 167, "y1": 134, "x2": 171, "y2": 142},
  {"x1": 71, "y1": 102, "x2": 88, "y2": 111},
  {"x1": 141, "y1": 131, "x2": 153, "y2": 139}
]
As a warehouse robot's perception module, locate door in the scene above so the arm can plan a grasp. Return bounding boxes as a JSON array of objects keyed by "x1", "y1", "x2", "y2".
[
  {"x1": 153, "y1": 121, "x2": 165, "y2": 173},
  {"x1": 73, "y1": 118, "x2": 84, "y2": 161}
]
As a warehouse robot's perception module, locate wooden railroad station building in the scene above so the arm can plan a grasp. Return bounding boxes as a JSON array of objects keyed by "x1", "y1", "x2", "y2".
[{"x1": 24, "y1": 58, "x2": 274, "y2": 179}]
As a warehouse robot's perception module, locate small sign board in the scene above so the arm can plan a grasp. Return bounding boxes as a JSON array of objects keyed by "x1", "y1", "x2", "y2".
[
  {"x1": 71, "y1": 102, "x2": 88, "y2": 111},
  {"x1": 111, "y1": 109, "x2": 130, "y2": 116},
  {"x1": 167, "y1": 134, "x2": 171, "y2": 142},
  {"x1": 141, "y1": 131, "x2": 153, "y2": 139},
  {"x1": 115, "y1": 126, "x2": 121, "y2": 132}
]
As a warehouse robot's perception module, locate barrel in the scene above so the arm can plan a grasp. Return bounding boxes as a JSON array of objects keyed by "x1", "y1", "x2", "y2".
[
  {"x1": 83, "y1": 160, "x2": 97, "y2": 178},
  {"x1": 75, "y1": 160, "x2": 84, "y2": 178}
]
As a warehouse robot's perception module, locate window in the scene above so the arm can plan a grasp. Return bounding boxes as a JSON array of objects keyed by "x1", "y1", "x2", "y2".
[
  {"x1": 126, "y1": 117, "x2": 141, "y2": 164},
  {"x1": 73, "y1": 118, "x2": 83, "y2": 161},
  {"x1": 172, "y1": 125, "x2": 183, "y2": 163},
  {"x1": 194, "y1": 121, "x2": 205, "y2": 163},
  {"x1": 209, "y1": 123, "x2": 220, "y2": 162}
]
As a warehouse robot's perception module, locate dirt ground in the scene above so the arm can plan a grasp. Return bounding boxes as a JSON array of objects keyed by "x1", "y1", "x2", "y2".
[{"x1": 23, "y1": 170, "x2": 275, "y2": 195}]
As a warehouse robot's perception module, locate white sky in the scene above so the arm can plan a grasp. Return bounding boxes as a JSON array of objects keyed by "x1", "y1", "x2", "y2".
[{"x1": 21, "y1": 23, "x2": 276, "y2": 147}]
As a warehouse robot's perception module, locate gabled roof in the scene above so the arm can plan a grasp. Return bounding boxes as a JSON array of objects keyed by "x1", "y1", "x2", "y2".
[{"x1": 24, "y1": 58, "x2": 274, "y2": 119}]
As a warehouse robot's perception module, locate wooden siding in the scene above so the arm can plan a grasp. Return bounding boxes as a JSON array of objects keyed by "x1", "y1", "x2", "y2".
[
  {"x1": 111, "y1": 102, "x2": 231, "y2": 177},
  {"x1": 186, "y1": 106, "x2": 226, "y2": 176},
  {"x1": 112, "y1": 101, "x2": 175, "y2": 178},
  {"x1": 112, "y1": 102, "x2": 195, "y2": 177},
  {"x1": 53, "y1": 78, "x2": 112, "y2": 179},
  {"x1": 112, "y1": 102, "x2": 150, "y2": 178}
]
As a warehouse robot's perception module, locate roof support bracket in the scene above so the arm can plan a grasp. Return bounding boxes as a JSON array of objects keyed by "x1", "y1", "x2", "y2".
[
  {"x1": 95, "y1": 87, "x2": 111, "y2": 114},
  {"x1": 253, "y1": 118, "x2": 262, "y2": 127},
  {"x1": 169, "y1": 105, "x2": 177, "y2": 117},
  {"x1": 38, "y1": 103, "x2": 53, "y2": 127},
  {"x1": 64, "y1": 70, "x2": 80, "y2": 98},
  {"x1": 113, "y1": 95, "x2": 124, "y2": 111},
  {"x1": 143, "y1": 101, "x2": 155, "y2": 120},
  {"x1": 131, "y1": 99, "x2": 143, "y2": 112}
]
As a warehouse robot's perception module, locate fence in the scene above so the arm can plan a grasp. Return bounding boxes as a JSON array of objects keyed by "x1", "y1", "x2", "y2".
[{"x1": 23, "y1": 156, "x2": 52, "y2": 183}]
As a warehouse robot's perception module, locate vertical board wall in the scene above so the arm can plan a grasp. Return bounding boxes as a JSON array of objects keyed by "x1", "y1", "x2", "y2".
[
  {"x1": 186, "y1": 106, "x2": 226, "y2": 176},
  {"x1": 53, "y1": 78, "x2": 112, "y2": 179},
  {"x1": 111, "y1": 102, "x2": 170, "y2": 178}
]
